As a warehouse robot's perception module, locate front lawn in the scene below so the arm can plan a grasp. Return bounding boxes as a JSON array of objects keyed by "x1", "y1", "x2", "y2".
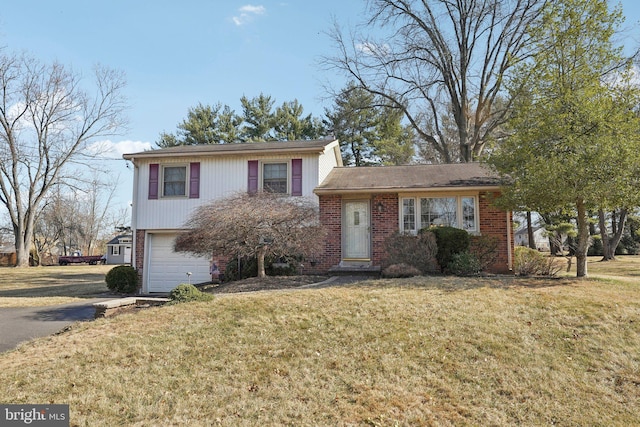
[
  {"x1": 0, "y1": 264, "x2": 113, "y2": 307},
  {"x1": 0, "y1": 271, "x2": 638, "y2": 425}
]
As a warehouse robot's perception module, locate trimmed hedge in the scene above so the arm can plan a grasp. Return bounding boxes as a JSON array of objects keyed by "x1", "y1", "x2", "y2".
[
  {"x1": 105, "y1": 265, "x2": 139, "y2": 294},
  {"x1": 169, "y1": 284, "x2": 214, "y2": 303},
  {"x1": 382, "y1": 231, "x2": 439, "y2": 274},
  {"x1": 424, "y1": 226, "x2": 470, "y2": 272}
]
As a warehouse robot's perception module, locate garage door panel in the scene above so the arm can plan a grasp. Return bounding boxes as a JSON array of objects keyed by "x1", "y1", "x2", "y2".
[{"x1": 147, "y1": 233, "x2": 210, "y2": 293}]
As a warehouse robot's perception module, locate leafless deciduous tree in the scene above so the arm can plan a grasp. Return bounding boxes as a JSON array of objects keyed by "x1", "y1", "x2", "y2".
[
  {"x1": 174, "y1": 192, "x2": 326, "y2": 278},
  {"x1": 0, "y1": 53, "x2": 127, "y2": 266},
  {"x1": 33, "y1": 173, "x2": 124, "y2": 264},
  {"x1": 324, "y1": 0, "x2": 546, "y2": 162}
]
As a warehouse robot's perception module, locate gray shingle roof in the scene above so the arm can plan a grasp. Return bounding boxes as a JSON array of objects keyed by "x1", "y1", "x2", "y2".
[
  {"x1": 314, "y1": 163, "x2": 502, "y2": 194},
  {"x1": 123, "y1": 139, "x2": 338, "y2": 160}
]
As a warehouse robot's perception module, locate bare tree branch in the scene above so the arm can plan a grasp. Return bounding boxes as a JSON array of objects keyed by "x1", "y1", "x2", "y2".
[
  {"x1": 322, "y1": 0, "x2": 547, "y2": 162},
  {"x1": 175, "y1": 193, "x2": 326, "y2": 278},
  {"x1": 0, "y1": 52, "x2": 128, "y2": 266}
]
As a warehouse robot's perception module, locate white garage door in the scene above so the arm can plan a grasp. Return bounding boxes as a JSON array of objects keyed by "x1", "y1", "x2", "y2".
[{"x1": 146, "y1": 233, "x2": 211, "y2": 293}]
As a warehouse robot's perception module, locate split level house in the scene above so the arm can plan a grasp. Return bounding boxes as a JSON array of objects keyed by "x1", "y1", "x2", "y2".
[{"x1": 124, "y1": 139, "x2": 513, "y2": 294}]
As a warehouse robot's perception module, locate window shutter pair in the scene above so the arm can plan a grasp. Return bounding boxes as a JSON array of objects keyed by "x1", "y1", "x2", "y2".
[
  {"x1": 148, "y1": 163, "x2": 200, "y2": 199},
  {"x1": 147, "y1": 160, "x2": 301, "y2": 198},
  {"x1": 247, "y1": 159, "x2": 302, "y2": 195}
]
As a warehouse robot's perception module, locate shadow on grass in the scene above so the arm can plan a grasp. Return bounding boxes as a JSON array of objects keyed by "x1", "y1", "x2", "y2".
[
  {"x1": 342, "y1": 274, "x2": 579, "y2": 293},
  {"x1": 0, "y1": 284, "x2": 109, "y2": 299}
]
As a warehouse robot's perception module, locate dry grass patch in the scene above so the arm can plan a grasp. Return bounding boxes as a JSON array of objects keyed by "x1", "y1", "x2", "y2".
[
  {"x1": 0, "y1": 275, "x2": 638, "y2": 426},
  {"x1": 0, "y1": 265, "x2": 113, "y2": 307},
  {"x1": 576, "y1": 255, "x2": 640, "y2": 281}
]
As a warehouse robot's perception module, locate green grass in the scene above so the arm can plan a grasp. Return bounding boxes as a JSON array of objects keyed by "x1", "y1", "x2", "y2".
[
  {"x1": 0, "y1": 264, "x2": 113, "y2": 307},
  {"x1": 0, "y1": 265, "x2": 639, "y2": 425}
]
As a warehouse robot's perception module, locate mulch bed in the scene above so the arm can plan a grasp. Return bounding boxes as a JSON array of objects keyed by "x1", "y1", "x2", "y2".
[{"x1": 198, "y1": 275, "x2": 329, "y2": 294}]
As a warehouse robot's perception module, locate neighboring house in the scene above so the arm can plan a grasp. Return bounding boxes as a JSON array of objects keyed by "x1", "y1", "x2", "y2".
[
  {"x1": 313, "y1": 164, "x2": 513, "y2": 274},
  {"x1": 514, "y1": 226, "x2": 549, "y2": 251},
  {"x1": 514, "y1": 226, "x2": 568, "y2": 252},
  {"x1": 123, "y1": 139, "x2": 343, "y2": 293},
  {"x1": 0, "y1": 243, "x2": 16, "y2": 267},
  {"x1": 105, "y1": 234, "x2": 133, "y2": 264}
]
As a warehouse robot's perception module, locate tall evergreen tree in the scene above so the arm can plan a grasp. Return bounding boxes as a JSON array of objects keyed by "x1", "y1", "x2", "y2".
[
  {"x1": 155, "y1": 95, "x2": 325, "y2": 147},
  {"x1": 240, "y1": 93, "x2": 276, "y2": 142},
  {"x1": 325, "y1": 83, "x2": 415, "y2": 166},
  {"x1": 273, "y1": 100, "x2": 325, "y2": 141},
  {"x1": 325, "y1": 84, "x2": 379, "y2": 166},
  {"x1": 488, "y1": 0, "x2": 640, "y2": 277}
]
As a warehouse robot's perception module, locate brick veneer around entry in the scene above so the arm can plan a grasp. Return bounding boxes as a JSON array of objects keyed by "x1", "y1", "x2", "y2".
[{"x1": 316, "y1": 191, "x2": 513, "y2": 274}]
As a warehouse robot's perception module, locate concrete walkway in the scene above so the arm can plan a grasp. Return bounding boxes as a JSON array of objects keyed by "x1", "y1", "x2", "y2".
[{"x1": 0, "y1": 298, "x2": 112, "y2": 353}]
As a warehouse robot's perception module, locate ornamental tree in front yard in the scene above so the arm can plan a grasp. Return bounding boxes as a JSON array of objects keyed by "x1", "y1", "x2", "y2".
[
  {"x1": 174, "y1": 192, "x2": 326, "y2": 278},
  {"x1": 487, "y1": 0, "x2": 640, "y2": 277}
]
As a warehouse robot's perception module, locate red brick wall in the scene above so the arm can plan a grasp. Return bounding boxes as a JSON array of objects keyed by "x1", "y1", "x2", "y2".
[
  {"x1": 314, "y1": 195, "x2": 342, "y2": 272},
  {"x1": 313, "y1": 193, "x2": 400, "y2": 271},
  {"x1": 135, "y1": 229, "x2": 146, "y2": 288},
  {"x1": 371, "y1": 194, "x2": 399, "y2": 266},
  {"x1": 478, "y1": 192, "x2": 513, "y2": 273},
  {"x1": 315, "y1": 191, "x2": 512, "y2": 275}
]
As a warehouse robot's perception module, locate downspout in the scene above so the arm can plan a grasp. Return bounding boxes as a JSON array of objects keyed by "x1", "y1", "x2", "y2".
[
  {"x1": 129, "y1": 158, "x2": 139, "y2": 274},
  {"x1": 507, "y1": 211, "x2": 513, "y2": 271}
]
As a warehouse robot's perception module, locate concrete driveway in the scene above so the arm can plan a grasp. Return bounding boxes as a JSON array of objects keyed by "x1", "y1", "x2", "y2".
[{"x1": 0, "y1": 298, "x2": 112, "y2": 353}]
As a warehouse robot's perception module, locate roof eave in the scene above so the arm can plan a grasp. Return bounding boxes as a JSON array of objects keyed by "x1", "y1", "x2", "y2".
[
  {"x1": 123, "y1": 140, "x2": 339, "y2": 161},
  {"x1": 314, "y1": 185, "x2": 502, "y2": 195}
]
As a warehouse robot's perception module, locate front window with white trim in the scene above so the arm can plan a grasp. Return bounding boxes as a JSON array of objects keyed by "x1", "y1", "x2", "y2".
[
  {"x1": 162, "y1": 165, "x2": 187, "y2": 197},
  {"x1": 401, "y1": 195, "x2": 477, "y2": 234}
]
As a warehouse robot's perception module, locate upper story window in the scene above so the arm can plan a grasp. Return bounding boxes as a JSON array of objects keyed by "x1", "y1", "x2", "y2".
[
  {"x1": 148, "y1": 162, "x2": 200, "y2": 200},
  {"x1": 248, "y1": 159, "x2": 302, "y2": 196},
  {"x1": 263, "y1": 163, "x2": 288, "y2": 194},
  {"x1": 163, "y1": 166, "x2": 187, "y2": 197},
  {"x1": 401, "y1": 195, "x2": 477, "y2": 234}
]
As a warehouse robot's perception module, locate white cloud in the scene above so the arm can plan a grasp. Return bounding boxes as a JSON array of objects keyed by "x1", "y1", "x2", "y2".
[
  {"x1": 232, "y1": 4, "x2": 266, "y2": 26},
  {"x1": 356, "y1": 42, "x2": 391, "y2": 57},
  {"x1": 87, "y1": 139, "x2": 152, "y2": 159}
]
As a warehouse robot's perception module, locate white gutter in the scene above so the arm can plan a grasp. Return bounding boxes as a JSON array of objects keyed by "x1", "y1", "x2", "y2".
[{"x1": 314, "y1": 186, "x2": 502, "y2": 195}]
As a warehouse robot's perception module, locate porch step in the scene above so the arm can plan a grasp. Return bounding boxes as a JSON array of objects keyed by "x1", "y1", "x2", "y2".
[{"x1": 328, "y1": 264, "x2": 381, "y2": 277}]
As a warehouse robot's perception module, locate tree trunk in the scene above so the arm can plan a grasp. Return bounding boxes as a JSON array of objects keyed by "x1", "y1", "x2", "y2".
[
  {"x1": 575, "y1": 200, "x2": 590, "y2": 277},
  {"x1": 599, "y1": 209, "x2": 612, "y2": 261},
  {"x1": 14, "y1": 239, "x2": 29, "y2": 267},
  {"x1": 257, "y1": 246, "x2": 266, "y2": 278},
  {"x1": 599, "y1": 208, "x2": 627, "y2": 261},
  {"x1": 527, "y1": 211, "x2": 537, "y2": 250},
  {"x1": 13, "y1": 222, "x2": 32, "y2": 267}
]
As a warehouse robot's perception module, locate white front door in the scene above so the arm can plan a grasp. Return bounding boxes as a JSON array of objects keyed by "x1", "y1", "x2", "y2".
[
  {"x1": 344, "y1": 200, "x2": 370, "y2": 260},
  {"x1": 124, "y1": 246, "x2": 132, "y2": 264}
]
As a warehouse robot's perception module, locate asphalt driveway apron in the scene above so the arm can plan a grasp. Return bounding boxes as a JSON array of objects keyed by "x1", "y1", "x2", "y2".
[{"x1": 0, "y1": 298, "x2": 112, "y2": 353}]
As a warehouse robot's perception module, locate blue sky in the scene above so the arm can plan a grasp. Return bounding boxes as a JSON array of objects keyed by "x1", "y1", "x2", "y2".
[{"x1": 1, "y1": 1, "x2": 639, "y2": 216}]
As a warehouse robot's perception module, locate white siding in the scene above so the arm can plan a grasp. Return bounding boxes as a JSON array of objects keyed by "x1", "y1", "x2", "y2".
[
  {"x1": 318, "y1": 141, "x2": 341, "y2": 184},
  {"x1": 134, "y1": 152, "x2": 330, "y2": 230}
]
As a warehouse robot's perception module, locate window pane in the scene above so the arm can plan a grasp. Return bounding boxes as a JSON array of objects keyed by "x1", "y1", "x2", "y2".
[
  {"x1": 402, "y1": 199, "x2": 415, "y2": 232},
  {"x1": 421, "y1": 197, "x2": 457, "y2": 228},
  {"x1": 263, "y1": 163, "x2": 288, "y2": 193},
  {"x1": 163, "y1": 166, "x2": 186, "y2": 196},
  {"x1": 462, "y1": 197, "x2": 476, "y2": 231}
]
